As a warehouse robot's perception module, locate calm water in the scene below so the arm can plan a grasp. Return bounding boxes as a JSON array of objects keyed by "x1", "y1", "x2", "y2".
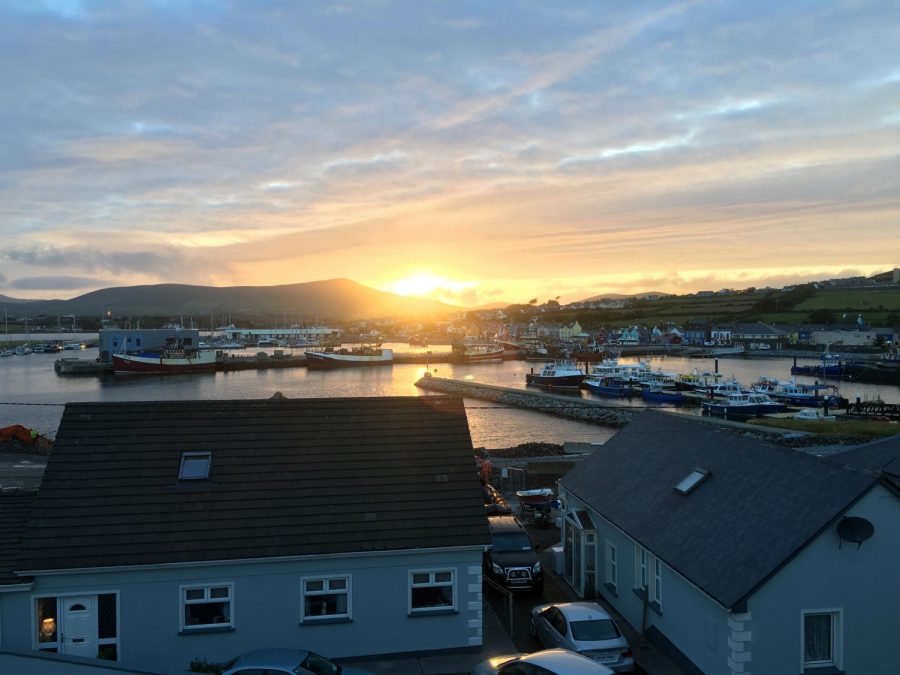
[{"x1": 0, "y1": 344, "x2": 896, "y2": 447}]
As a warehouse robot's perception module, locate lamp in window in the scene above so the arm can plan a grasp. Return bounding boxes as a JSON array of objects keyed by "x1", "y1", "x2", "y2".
[{"x1": 40, "y1": 617, "x2": 56, "y2": 639}]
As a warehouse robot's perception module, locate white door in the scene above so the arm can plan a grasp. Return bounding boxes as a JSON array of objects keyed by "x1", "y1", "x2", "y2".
[{"x1": 61, "y1": 596, "x2": 96, "y2": 658}]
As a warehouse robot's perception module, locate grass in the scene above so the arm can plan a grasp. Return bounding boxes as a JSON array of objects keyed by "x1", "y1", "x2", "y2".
[
  {"x1": 747, "y1": 417, "x2": 900, "y2": 438},
  {"x1": 794, "y1": 288, "x2": 900, "y2": 312}
]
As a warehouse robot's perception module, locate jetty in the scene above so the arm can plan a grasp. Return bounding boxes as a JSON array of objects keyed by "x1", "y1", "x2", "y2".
[{"x1": 414, "y1": 374, "x2": 632, "y2": 427}]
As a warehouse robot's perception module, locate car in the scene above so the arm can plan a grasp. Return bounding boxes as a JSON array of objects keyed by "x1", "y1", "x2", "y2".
[
  {"x1": 484, "y1": 514, "x2": 544, "y2": 592},
  {"x1": 471, "y1": 648, "x2": 615, "y2": 674},
  {"x1": 221, "y1": 648, "x2": 374, "y2": 675},
  {"x1": 529, "y1": 602, "x2": 634, "y2": 673}
]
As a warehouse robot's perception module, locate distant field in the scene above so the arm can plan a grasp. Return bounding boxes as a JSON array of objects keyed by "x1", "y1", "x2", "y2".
[
  {"x1": 748, "y1": 417, "x2": 900, "y2": 438},
  {"x1": 794, "y1": 288, "x2": 900, "y2": 312}
]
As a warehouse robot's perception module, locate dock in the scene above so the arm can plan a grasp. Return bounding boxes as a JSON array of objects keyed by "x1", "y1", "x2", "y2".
[{"x1": 415, "y1": 374, "x2": 632, "y2": 427}]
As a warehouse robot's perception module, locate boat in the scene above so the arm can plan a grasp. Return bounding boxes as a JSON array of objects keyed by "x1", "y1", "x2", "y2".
[
  {"x1": 31, "y1": 343, "x2": 50, "y2": 353},
  {"x1": 675, "y1": 368, "x2": 724, "y2": 391},
  {"x1": 640, "y1": 386, "x2": 686, "y2": 403},
  {"x1": 256, "y1": 337, "x2": 279, "y2": 347},
  {"x1": 515, "y1": 488, "x2": 555, "y2": 505},
  {"x1": 791, "y1": 353, "x2": 843, "y2": 377},
  {"x1": 14, "y1": 345, "x2": 32, "y2": 356},
  {"x1": 583, "y1": 375, "x2": 635, "y2": 397},
  {"x1": 0, "y1": 348, "x2": 13, "y2": 358},
  {"x1": 703, "y1": 379, "x2": 746, "y2": 399},
  {"x1": 454, "y1": 343, "x2": 504, "y2": 362},
  {"x1": 702, "y1": 392, "x2": 786, "y2": 416},
  {"x1": 112, "y1": 347, "x2": 217, "y2": 374},
  {"x1": 770, "y1": 381, "x2": 847, "y2": 409},
  {"x1": 525, "y1": 360, "x2": 585, "y2": 388},
  {"x1": 304, "y1": 345, "x2": 393, "y2": 369},
  {"x1": 794, "y1": 408, "x2": 837, "y2": 422},
  {"x1": 64, "y1": 341, "x2": 85, "y2": 350}
]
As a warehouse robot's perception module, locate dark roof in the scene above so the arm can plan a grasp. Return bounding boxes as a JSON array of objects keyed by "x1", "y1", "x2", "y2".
[
  {"x1": 17, "y1": 396, "x2": 489, "y2": 573},
  {"x1": 823, "y1": 434, "x2": 900, "y2": 491},
  {"x1": 559, "y1": 411, "x2": 882, "y2": 609},
  {"x1": 0, "y1": 490, "x2": 37, "y2": 585}
]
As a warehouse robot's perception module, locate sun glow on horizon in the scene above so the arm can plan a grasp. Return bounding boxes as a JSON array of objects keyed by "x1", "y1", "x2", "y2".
[{"x1": 383, "y1": 272, "x2": 478, "y2": 302}]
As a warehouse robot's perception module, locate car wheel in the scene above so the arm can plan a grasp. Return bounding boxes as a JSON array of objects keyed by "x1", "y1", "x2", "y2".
[{"x1": 529, "y1": 616, "x2": 537, "y2": 638}]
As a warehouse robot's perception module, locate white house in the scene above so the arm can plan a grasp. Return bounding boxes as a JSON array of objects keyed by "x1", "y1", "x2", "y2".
[
  {"x1": 557, "y1": 411, "x2": 900, "y2": 675},
  {"x1": 0, "y1": 396, "x2": 489, "y2": 674}
]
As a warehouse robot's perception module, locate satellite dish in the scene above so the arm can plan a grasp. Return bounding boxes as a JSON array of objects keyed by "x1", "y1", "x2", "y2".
[{"x1": 836, "y1": 516, "x2": 874, "y2": 551}]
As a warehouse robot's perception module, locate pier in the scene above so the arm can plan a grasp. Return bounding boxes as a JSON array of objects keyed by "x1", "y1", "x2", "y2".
[{"x1": 414, "y1": 374, "x2": 633, "y2": 427}]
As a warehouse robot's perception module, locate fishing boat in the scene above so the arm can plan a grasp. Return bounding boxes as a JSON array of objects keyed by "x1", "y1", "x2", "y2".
[
  {"x1": 675, "y1": 368, "x2": 723, "y2": 391},
  {"x1": 770, "y1": 382, "x2": 847, "y2": 408},
  {"x1": 515, "y1": 488, "x2": 555, "y2": 505},
  {"x1": 453, "y1": 343, "x2": 504, "y2": 362},
  {"x1": 583, "y1": 375, "x2": 635, "y2": 397},
  {"x1": 525, "y1": 360, "x2": 585, "y2": 388},
  {"x1": 702, "y1": 392, "x2": 785, "y2": 416},
  {"x1": 304, "y1": 344, "x2": 393, "y2": 369},
  {"x1": 112, "y1": 347, "x2": 217, "y2": 374},
  {"x1": 640, "y1": 386, "x2": 686, "y2": 403}
]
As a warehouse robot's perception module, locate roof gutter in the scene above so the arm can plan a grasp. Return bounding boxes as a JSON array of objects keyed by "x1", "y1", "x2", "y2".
[{"x1": 16, "y1": 543, "x2": 489, "y2": 577}]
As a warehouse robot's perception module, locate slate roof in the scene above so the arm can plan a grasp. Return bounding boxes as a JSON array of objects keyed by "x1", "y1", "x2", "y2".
[
  {"x1": 17, "y1": 396, "x2": 489, "y2": 573},
  {"x1": 823, "y1": 434, "x2": 900, "y2": 491},
  {"x1": 559, "y1": 411, "x2": 886, "y2": 609},
  {"x1": 0, "y1": 490, "x2": 37, "y2": 585}
]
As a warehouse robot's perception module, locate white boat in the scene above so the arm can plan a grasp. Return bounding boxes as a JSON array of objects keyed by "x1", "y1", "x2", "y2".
[
  {"x1": 794, "y1": 408, "x2": 837, "y2": 422},
  {"x1": 14, "y1": 345, "x2": 32, "y2": 356}
]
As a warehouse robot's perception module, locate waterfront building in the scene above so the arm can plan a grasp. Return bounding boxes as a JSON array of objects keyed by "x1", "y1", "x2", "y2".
[{"x1": 98, "y1": 327, "x2": 201, "y2": 362}]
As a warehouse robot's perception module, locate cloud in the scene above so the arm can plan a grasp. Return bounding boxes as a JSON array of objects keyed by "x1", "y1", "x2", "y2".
[
  {"x1": 11, "y1": 275, "x2": 109, "y2": 290},
  {"x1": 2, "y1": 246, "x2": 187, "y2": 276}
]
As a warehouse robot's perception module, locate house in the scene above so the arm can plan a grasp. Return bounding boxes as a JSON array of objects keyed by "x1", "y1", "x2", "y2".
[
  {"x1": 730, "y1": 322, "x2": 786, "y2": 350},
  {"x1": 556, "y1": 411, "x2": 900, "y2": 675},
  {"x1": 0, "y1": 396, "x2": 489, "y2": 674}
]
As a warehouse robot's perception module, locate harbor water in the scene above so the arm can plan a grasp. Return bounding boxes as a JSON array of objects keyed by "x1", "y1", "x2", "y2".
[{"x1": 0, "y1": 343, "x2": 896, "y2": 447}]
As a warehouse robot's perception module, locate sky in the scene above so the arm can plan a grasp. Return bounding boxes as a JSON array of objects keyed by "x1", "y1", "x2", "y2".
[{"x1": 0, "y1": 0, "x2": 898, "y2": 307}]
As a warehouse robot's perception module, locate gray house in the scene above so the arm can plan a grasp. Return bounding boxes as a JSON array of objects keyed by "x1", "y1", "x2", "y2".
[
  {"x1": 557, "y1": 411, "x2": 900, "y2": 675},
  {"x1": 0, "y1": 396, "x2": 489, "y2": 674}
]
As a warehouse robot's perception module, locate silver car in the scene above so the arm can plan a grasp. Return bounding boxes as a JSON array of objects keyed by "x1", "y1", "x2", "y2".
[
  {"x1": 472, "y1": 648, "x2": 615, "y2": 674},
  {"x1": 222, "y1": 648, "x2": 374, "y2": 675},
  {"x1": 530, "y1": 602, "x2": 634, "y2": 673}
]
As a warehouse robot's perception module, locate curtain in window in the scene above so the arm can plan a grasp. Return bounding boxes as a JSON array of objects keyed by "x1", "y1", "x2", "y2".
[{"x1": 804, "y1": 613, "x2": 832, "y2": 663}]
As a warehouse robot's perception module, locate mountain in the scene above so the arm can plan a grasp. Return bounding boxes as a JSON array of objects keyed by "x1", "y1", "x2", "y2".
[{"x1": 0, "y1": 279, "x2": 457, "y2": 321}]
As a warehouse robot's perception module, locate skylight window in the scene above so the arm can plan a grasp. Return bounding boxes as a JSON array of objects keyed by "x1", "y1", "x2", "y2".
[
  {"x1": 674, "y1": 468, "x2": 710, "y2": 495},
  {"x1": 179, "y1": 452, "x2": 211, "y2": 480}
]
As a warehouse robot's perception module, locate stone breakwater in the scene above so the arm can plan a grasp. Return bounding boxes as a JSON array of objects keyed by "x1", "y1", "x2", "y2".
[{"x1": 414, "y1": 375, "x2": 632, "y2": 428}]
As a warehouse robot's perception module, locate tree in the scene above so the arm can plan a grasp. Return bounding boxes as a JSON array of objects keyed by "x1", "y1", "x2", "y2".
[{"x1": 807, "y1": 309, "x2": 836, "y2": 324}]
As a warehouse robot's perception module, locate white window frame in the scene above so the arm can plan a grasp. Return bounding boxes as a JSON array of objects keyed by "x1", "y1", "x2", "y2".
[
  {"x1": 634, "y1": 545, "x2": 649, "y2": 592},
  {"x1": 301, "y1": 575, "x2": 351, "y2": 623},
  {"x1": 604, "y1": 541, "x2": 617, "y2": 591},
  {"x1": 800, "y1": 608, "x2": 843, "y2": 671},
  {"x1": 408, "y1": 569, "x2": 456, "y2": 614},
  {"x1": 179, "y1": 583, "x2": 233, "y2": 631},
  {"x1": 651, "y1": 557, "x2": 662, "y2": 608}
]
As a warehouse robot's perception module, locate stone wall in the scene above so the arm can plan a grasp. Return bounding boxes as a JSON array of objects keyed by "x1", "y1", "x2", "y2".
[{"x1": 415, "y1": 375, "x2": 632, "y2": 427}]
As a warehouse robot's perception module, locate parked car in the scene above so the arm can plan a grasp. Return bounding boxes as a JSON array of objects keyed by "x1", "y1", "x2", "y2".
[
  {"x1": 222, "y1": 648, "x2": 374, "y2": 675},
  {"x1": 484, "y1": 514, "x2": 543, "y2": 592},
  {"x1": 529, "y1": 602, "x2": 634, "y2": 673},
  {"x1": 472, "y1": 648, "x2": 615, "y2": 674}
]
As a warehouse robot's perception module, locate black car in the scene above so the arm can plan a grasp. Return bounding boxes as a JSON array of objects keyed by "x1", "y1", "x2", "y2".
[{"x1": 484, "y1": 514, "x2": 543, "y2": 592}]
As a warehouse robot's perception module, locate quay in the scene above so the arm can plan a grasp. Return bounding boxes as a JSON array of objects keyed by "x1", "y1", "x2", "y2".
[{"x1": 415, "y1": 374, "x2": 632, "y2": 427}]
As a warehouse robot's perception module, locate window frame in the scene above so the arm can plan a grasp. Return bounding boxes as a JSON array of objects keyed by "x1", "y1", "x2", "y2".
[
  {"x1": 179, "y1": 452, "x2": 211, "y2": 481},
  {"x1": 801, "y1": 608, "x2": 842, "y2": 671},
  {"x1": 605, "y1": 540, "x2": 618, "y2": 592},
  {"x1": 408, "y1": 568, "x2": 456, "y2": 615},
  {"x1": 651, "y1": 557, "x2": 662, "y2": 608},
  {"x1": 634, "y1": 545, "x2": 649, "y2": 591},
  {"x1": 300, "y1": 574, "x2": 352, "y2": 624},
  {"x1": 179, "y1": 582, "x2": 234, "y2": 632}
]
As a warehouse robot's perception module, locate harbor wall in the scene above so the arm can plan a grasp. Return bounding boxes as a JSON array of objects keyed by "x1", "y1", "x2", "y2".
[{"x1": 414, "y1": 375, "x2": 632, "y2": 427}]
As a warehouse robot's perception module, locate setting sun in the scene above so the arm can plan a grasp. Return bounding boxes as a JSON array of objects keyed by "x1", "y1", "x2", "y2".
[{"x1": 385, "y1": 272, "x2": 476, "y2": 300}]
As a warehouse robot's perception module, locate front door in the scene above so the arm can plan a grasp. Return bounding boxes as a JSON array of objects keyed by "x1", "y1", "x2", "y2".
[{"x1": 61, "y1": 596, "x2": 96, "y2": 658}]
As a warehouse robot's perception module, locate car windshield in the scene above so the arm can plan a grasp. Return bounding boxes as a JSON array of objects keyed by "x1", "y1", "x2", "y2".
[
  {"x1": 492, "y1": 533, "x2": 533, "y2": 552},
  {"x1": 570, "y1": 618, "x2": 621, "y2": 641},
  {"x1": 299, "y1": 652, "x2": 340, "y2": 675}
]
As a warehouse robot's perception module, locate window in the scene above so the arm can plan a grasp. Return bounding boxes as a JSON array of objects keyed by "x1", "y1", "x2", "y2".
[
  {"x1": 36, "y1": 597, "x2": 58, "y2": 651},
  {"x1": 674, "y1": 468, "x2": 710, "y2": 495},
  {"x1": 803, "y1": 610, "x2": 841, "y2": 669},
  {"x1": 182, "y1": 584, "x2": 232, "y2": 629},
  {"x1": 179, "y1": 452, "x2": 211, "y2": 480},
  {"x1": 604, "y1": 541, "x2": 617, "y2": 592},
  {"x1": 409, "y1": 570, "x2": 455, "y2": 613},
  {"x1": 651, "y1": 558, "x2": 662, "y2": 608},
  {"x1": 635, "y1": 545, "x2": 649, "y2": 591},
  {"x1": 302, "y1": 576, "x2": 350, "y2": 622}
]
